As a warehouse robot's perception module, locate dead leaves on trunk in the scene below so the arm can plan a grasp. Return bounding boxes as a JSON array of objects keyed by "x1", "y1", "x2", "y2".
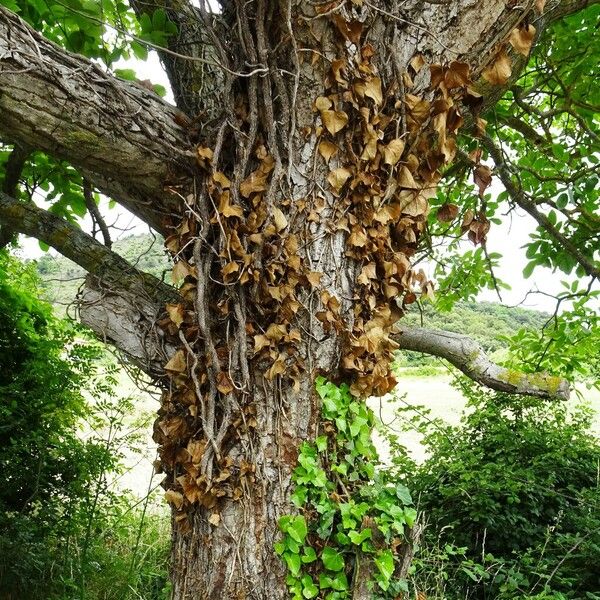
[{"x1": 154, "y1": 3, "x2": 518, "y2": 522}]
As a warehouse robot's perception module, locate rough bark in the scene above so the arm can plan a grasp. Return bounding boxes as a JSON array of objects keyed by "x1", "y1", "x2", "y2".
[
  {"x1": 162, "y1": 2, "x2": 572, "y2": 598},
  {"x1": 0, "y1": 5, "x2": 192, "y2": 234},
  {"x1": 128, "y1": 0, "x2": 226, "y2": 120},
  {"x1": 79, "y1": 278, "x2": 178, "y2": 377},
  {"x1": 395, "y1": 325, "x2": 570, "y2": 400},
  {"x1": 0, "y1": 143, "x2": 29, "y2": 247},
  {"x1": 0, "y1": 191, "x2": 175, "y2": 299}
]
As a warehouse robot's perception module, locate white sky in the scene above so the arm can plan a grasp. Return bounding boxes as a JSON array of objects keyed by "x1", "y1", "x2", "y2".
[{"x1": 14, "y1": 52, "x2": 589, "y2": 315}]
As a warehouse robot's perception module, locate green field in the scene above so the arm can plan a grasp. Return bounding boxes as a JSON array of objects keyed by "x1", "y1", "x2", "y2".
[{"x1": 370, "y1": 371, "x2": 600, "y2": 466}]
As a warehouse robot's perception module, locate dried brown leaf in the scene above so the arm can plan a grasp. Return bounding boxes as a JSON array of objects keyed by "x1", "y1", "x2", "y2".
[
  {"x1": 216, "y1": 371, "x2": 234, "y2": 394},
  {"x1": 314, "y1": 96, "x2": 332, "y2": 111},
  {"x1": 409, "y1": 54, "x2": 425, "y2": 73},
  {"x1": 397, "y1": 166, "x2": 419, "y2": 190},
  {"x1": 482, "y1": 49, "x2": 512, "y2": 85},
  {"x1": 212, "y1": 171, "x2": 231, "y2": 188},
  {"x1": 508, "y1": 25, "x2": 536, "y2": 57},
  {"x1": 437, "y1": 203, "x2": 459, "y2": 222},
  {"x1": 164, "y1": 350, "x2": 187, "y2": 373},
  {"x1": 166, "y1": 303, "x2": 185, "y2": 328},
  {"x1": 321, "y1": 109, "x2": 349, "y2": 135},
  {"x1": 318, "y1": 140, "x2": 338, "y2": 163},
  {"x1": 196, "y1": 146, "x2": 213, "y2": 167},
  {"x1": 254, "y1": 334, "x2": 270, "y2": 353},
  {"x1": 240, "y1": 172, "x2": 268, "y2": 198},
  {"x1": 171, "y1": 260, "x2": 195, "y2": 283},
  {"x1": 364, "y1": 77, "x2": 383, "y2": 106},
  {"x1": 165, "y1": 489, "x2": 184, "y2": 510},
  {"x1": 474, "y1": 164, "x2": 493, "y2": 197},
  {"x1": 382, "y1": 138, "x2": 405, "y2": 166},
  {"x1": 307, "y1": 271, "x2": 323, "y2": 287},
  {"x1": 327, "y1": 167, "x2": 352, "y2": 192},
  {"x1": 273, "y1": 207, "x2": 288, "y2": 232}
]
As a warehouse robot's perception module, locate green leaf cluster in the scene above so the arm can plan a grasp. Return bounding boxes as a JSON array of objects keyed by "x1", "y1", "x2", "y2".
[
  {"x1": 0, "y1": 251, "x2": 169, "y2": 599},
  {"x1": 276, "y1": 378, "x2": 416, "y2": 599},
  {"x1": 398, "y1": 379, "x2": 600, "y2": 599}
]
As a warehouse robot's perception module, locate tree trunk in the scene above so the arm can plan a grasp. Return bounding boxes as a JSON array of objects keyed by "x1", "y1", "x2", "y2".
[{"x1": 157, "y1": 2, "x2": 541, "y2": 597}]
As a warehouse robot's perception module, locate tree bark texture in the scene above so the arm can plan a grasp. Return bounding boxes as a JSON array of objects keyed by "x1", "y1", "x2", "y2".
[
  {"x1": 0, "y1": 5, "x2": 190, "y2": 234},
  {"x1": 0, "y1": 1, "x2": 590, "y2": 598}
]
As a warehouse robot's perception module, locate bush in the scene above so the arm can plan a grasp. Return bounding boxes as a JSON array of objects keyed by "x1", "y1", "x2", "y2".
[
  {"x1": 0, "y1": 252, "x2": 170, "y2": 599},
  {"x1": 390, "y1": 379, "x2": 600, "y2": 599}
]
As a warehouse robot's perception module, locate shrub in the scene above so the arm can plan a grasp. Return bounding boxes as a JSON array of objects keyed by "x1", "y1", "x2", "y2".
[
  {"x1": 391, "y1": 379, "x2": 600, "y2": 599},
  {"x1": 0, "y1": 252, "x2": 170, "y2": 599}
]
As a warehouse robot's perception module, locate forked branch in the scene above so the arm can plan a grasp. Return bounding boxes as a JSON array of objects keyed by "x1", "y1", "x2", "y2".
[{"x1": 482, "y1": 135, "x2": 600, "y2": 280}]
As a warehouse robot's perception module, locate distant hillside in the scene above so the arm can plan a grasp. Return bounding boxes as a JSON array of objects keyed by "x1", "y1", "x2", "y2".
[
  {"x1": 35, "y1": 233, "x2": 548, "y2": 354},
  {"x1": 36, "y1": 233, "x2": 168, "y2": 315}
]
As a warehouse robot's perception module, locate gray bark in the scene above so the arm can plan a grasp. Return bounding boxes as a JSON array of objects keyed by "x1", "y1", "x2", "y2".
[
  {"x1": 79, "y1": 278, "x2": 177, "y2": 377},
  {"x1": 395, "y1": 325, "x2": 570, "y2": 400},
  {"x1": 0, "y1": 5, "x2": 192, "y2": 234}
]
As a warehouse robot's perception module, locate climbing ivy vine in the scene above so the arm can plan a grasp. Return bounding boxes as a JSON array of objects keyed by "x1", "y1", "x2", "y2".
[{"x1": 276, "y1": 378, "x2": 416, "y2": 599}]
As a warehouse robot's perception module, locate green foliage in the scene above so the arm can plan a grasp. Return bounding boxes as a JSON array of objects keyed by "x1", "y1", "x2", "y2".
[
  {"x1": 277, "y1": 378, "x2": 416, "y2": 599},
  {"x1": 0, "y1": 0, "x2": 176, "y2": 225},
  {"x1": 505, "y1": 284, "x2": 600, "y2": 385},
  {"x1": 492, "y1": 5, "x2": 600, "y2": 280},
  {"x1": 399, "y1": 380, "x2": 600, "y2": 599},
  {"x1": 420, "y1": 4, "x2": 599, "y2": 331},
  {"x1": 0, "y1": 251, "x2": 170, "y2": 599},
  {"x1": 0, "y1": 251, "x2": 99, "y2": 518},
  {"x1": 0, "y1": 0, "x2": 176, "y2": 67}
]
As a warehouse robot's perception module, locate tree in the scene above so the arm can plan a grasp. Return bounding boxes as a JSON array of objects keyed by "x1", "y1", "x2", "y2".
[{"x1": 0, "y1": 1, "x2": 598, "y2": 597}]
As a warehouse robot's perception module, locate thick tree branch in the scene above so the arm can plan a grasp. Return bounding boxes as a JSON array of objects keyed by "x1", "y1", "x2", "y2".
[
  {"x1": 545, "y1": 0, "x2": 600, "y2": 21},
  {"x1": 0, "y1": 6, "x2": 194, "y2": 235},
  {"x1": 0, "y1": 190, "x2": 176, "y2": 301},
  {"x1": 464, "y1": 0, "x2": 600, "y2": 116},
  {"x1": 481, "y1": 134, "x2": 600, "y2": 280},
  {"x1": 78, "y1": 279, "x2": 176, "y2": 377},
  {"x1": 499, "y1": 114, "x2": 550, "y2": 146},
  {"x1": 394, "y1": 325, "x2": 570, "y2": 400},
  {"x1": 0, "y1": 191, "x2": 179, "y2": 374}
]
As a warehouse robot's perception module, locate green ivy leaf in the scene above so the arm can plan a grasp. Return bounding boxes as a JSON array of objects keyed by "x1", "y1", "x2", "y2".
[
  {"x1": 316, "y1": 435, "x2": 328, "y2": 452},
  {"x1": 395, "y1": 483, "x2": 413, "y2": 505},
  {"x1": 321, "y1": 547, "x2": 344, "y2": 572},
  {"x1": 284, "y1": 552, "x2": 302, "y2": 577},
  {"x1": 301, "y1": 574, "x2": 319, "y2": 598},
  {"x1": 404, "y1": 507, "x2": 417, "y2": 528},
  {"x1": 348, "y1": 528, "x2": 372, "y2": 545},
  {"x1": 287, "y1": 516, "x2": 308, "y2": 544},
  {"x1": 301, "y1": 546, "x2": 317, "y2": 563},
  {"x1": 375, "y1": 549, "x2": 394, "y2": 582}
]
